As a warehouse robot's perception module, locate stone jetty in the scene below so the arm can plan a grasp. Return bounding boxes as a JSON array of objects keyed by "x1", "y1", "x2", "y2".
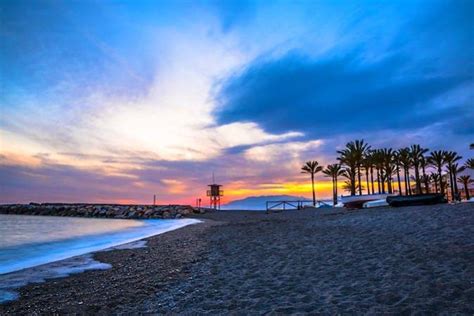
[{"x1": 0, "y1": 203, "x2": 207, "y2": 219}]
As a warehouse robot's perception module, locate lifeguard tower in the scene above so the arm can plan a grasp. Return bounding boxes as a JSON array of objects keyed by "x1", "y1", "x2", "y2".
[{"x1": 207, "y1": 174, "x2": 223, "y2": 210}]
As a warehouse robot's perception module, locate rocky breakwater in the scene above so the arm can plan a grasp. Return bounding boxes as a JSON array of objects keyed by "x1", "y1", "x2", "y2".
[{"x1": 0, "y1": 203, "x2": 206, "y2": 219}]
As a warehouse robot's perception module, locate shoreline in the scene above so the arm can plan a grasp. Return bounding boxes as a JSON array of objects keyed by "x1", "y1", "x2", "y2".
[
  {"x1": 0, "y1": 215, "x2": 201, "y2": 276},
  {"x1": 1, "y1": 204, "x2": 473, "y2": 313}
]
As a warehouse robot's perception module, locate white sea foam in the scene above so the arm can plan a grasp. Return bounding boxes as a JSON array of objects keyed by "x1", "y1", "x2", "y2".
[{"x1": 0, "y1": 253, "x2": 111, "y2": 303}]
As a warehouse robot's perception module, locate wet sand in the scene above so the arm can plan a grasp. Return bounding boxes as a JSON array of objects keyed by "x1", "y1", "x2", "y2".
[{"x1": 1, "y1": 203, "x2": 473, "y2": 314}]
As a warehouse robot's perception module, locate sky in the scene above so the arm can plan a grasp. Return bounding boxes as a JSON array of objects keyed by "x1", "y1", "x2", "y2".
[{"x1": 1, "y1": 0, "x2": 473, "y2": 205}]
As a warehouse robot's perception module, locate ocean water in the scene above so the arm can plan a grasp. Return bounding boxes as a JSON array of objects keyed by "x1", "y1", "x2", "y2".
[
  {"x1": 0, "y1": 214, "x2": 200, "y2": 302},
  {"x1": 0, "y1": 214, "x2": 200, "y2": 275}
]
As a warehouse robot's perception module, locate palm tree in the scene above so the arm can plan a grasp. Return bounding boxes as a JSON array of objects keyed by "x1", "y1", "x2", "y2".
[
  {"x1": 323, "y1": 164, "x2": 343, "y2": 206},
  {"x1": 380, "y1": 148, "x2": 394, "y2": 194},
  {"x1": 337, "y1": 145, "x2": 358, "y2": 196},
  {"x1": 444, "y1": 151, "x2": 462, "y2": 201},
  {"x1": 354, "y1": 140, "x2": 371, "y2": 195},
  {"x1": 361, "y1": 154, "x2": 373, "y2": 195},
  {"x1": 367, "y1": 150, "x2": 376, "y2": 194},
  {"x1": 447, "y1": 163, "x2": 464, "y2": 201},
  {"x1": 430, "y1": 173, "x2": 440, "y2": 193},
  {"x1": 393, "y1": 151, "x2": 403, "y2": 195},
  {"x1": 410, "y1": 145, "x2": 429, "y2": 194},
  {"x1": 301, "y1": 161, "x2": 323, "y2": 206},
  {"x1": 340, "y1": 167, "x2": 358, "y2": 195},
  {"x1": 420, "y1": 156, "x2": 429, "y2": 193},
  {"x1": 398, "y1": 148, "x2": 412, "y2": 195},
  {"x1": 457, "y1": 175, "x2": 472, "y2": 200},
  {"x1": 371, "y1": 149, "x2": 384, "y2": 193},
  {"x1": 428, "y1": 150, "x2": 446, "y2": 196},
  {"x1": 466, "y1": 158, "x2": 474, "y2": 170}
]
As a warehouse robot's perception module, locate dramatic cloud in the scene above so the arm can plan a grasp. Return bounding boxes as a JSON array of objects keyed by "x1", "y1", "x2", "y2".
[{"x1": 215, "y1": 52, "x2": 472, "y2": 138}]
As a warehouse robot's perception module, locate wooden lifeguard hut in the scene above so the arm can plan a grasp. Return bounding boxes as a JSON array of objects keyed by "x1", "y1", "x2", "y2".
[{"x1": 207, "y1": 174, "x2": 223, "y2": 210}]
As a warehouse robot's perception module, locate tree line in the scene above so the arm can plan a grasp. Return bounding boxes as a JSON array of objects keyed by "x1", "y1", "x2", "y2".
[{"x1": 301, "y1": 140, "x2": 474, "y2": 206}]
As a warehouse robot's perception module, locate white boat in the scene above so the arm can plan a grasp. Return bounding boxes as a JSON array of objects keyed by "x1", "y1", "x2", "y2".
[
  {"x1": 462, "y1": 197, "x2": 474, "y2": 203},
  {"x1": 340, "y1": 194, "x2": 393, "y2": 209},
  {"x1": 363, "y1": 199, "x2": 389, "y2": 208}
]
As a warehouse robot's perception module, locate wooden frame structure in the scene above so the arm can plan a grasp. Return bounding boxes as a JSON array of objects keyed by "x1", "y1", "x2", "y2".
[{"x1": 266, "y1": 200, "x2": 313, "y2": 213}]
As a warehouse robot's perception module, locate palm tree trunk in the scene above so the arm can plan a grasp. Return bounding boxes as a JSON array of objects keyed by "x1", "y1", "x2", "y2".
[
  {"x1": 407, "y1": 170, "x2": 412, "y2": 195},
  {"x1": 332, "y1": 177, "x2": 337, "y2": 206},
  {"x1": 403, "y1": 167, "x2": 409, "y2": 195},
  {"x1": 376, "y1": 169, "x2": 381, "y2": 193},
  {"x1": 396, "y1": 166, "x2": 402, "y2": 195},
  {"x1": 453, "y1": 171, "x2": 459, "y2": 201},
  {"x1": 422, "y1": 166, "x2": 429, "y2": 193},
  {"x1": 448, "y1": 166, "x2": 454, "y2": 201},
  {"x1": 465, "y1": 182, "x2": 471, "y2": 200},
  {"x1": 438, "y1": 167, "x2": 444, "y2": 195},
  {"x1": 357, "y1": 166, "x2": 362, "y2": 195},
  {"x1": 414, "y1": 164, "x2": 421, "y2": 194},
  {"x1": 380, "y1": 168, "x2": 385, "y2": 194},
  {"x1": 370, "y1": 166, "x2": 375, "y2": 194},
  {"x1": 351, "y1": 169, "x2": 356, "y2": 196},
  {"x1": 311, "y1": 174, "x2": 316, "y2": 206},
  {"x1": 335, "y1": 177, "x2": 338, "y2": 204},
  {"x1": 365, "y1": 168, "x2": 370, "y2": 195},
  {"x1": 387, "y1": 170, "x2": 393, "y2": 194},
  {"x1": 434, "y1": 181, "x2": 438, "y2": 193}
]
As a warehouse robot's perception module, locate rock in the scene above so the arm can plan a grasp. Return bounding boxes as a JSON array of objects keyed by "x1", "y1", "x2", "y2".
[{"x1": 0, "y1": 203, "x2": 201, "y2": 219}]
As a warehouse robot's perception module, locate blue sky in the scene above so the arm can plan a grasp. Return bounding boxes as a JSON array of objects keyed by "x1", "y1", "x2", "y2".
[{"x1": 1, "y1": 0, "x2": 473, "y2": 203}]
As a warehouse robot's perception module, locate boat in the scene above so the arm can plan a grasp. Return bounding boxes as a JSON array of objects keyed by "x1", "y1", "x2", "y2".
[
  {"x1": 386, "y1": 194, "x2": 447, "y2": 207},
  {"x1": 341, "y1": 194, "x2": 393, "y2": 209},
  {"x1": 363, "y1": 199, "x2": 389, "y2": 208}
]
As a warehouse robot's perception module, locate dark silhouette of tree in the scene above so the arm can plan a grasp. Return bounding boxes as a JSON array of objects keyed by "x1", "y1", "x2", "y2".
[
  {"x1": 448, "y1": 163, "x2": 464, "y2": 201},
  {"x1": 337, "y1": 140, "x2": 370, "y2": 196},
  {"x1": 323, "y1": 164, "x2": 343, "y2": 206},
  {"x1": 301, "y1": 161, "x2": 323, "y2": 206},
  {"x1": 444, "y1": 151, "x2": 462, "y2": 201},
  {"x1": 410, "y1": 145, "x2": 429, "y2": 194},
  {"x1": 381, "y1": 148, "x2": 395, "y2": 194},
  {"x1": 394, "y1": 151, "x2": 403, "y2": 195},
  {"x1": 458, "y1": 175, "x2": 472, "y2": 200},
  {"x1": 466, "y1": 158, "x2": 474, "y2": 170},
  {"x1": 353, "y1": 140, "x2": 371, "y2": 195},
  {"x1": 430, "y1": 173, "x2": 440, "y2": 193},
  {"x1": 367, "y1": 150, "x2": 376, "y2": 194},
  {"x1": 337, "y1": 143, "x2": 359, "y2": 196},
  {"x1": 428, "y1": 150, "x2": 446, "y2": 196},
  {"x1": 361, "y1": 154, "x2": 373, "y2": 195},
  {"x1": 420, "y1": 156, "x2": 429, "y2": 193},
  {"x1": 398, "y1": 148, "x2": 412, "y2": 195},
  {"x1": 371, "y1": 150, "x2": 384, "y2": 193}
]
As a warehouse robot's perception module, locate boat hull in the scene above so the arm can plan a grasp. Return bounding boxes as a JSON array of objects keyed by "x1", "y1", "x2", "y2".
[
  {"x1": 341, "y1": 194, "x2": 392, "y2": 209},
  {"x1": 386, "y1": 194, "x2": 447, "y2": 207}
]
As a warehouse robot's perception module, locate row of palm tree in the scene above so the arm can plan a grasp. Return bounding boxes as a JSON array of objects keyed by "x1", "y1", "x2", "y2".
[{"x1": 301, "y1": 140, "x2": 474, "y2": 206}]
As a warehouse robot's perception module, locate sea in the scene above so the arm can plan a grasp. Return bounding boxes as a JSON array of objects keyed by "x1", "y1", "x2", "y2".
[{"x1": 0, "y1": 214, "x2": 199, "y2": 302}]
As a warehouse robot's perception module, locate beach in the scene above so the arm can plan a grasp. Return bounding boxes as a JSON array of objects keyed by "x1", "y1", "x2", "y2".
[{"x1": 1, "y1": 203, "x2": 473, "y2": 314}]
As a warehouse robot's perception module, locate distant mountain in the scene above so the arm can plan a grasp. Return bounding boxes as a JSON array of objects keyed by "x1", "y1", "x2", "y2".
[{"x1": 222, "y1": 195, "x2": 311, "y2": 211}]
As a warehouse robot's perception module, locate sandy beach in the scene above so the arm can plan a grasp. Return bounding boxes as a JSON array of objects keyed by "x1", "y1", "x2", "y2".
[{"x1": 1, "y1": 203, "x2": 473, "y2": 314}]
